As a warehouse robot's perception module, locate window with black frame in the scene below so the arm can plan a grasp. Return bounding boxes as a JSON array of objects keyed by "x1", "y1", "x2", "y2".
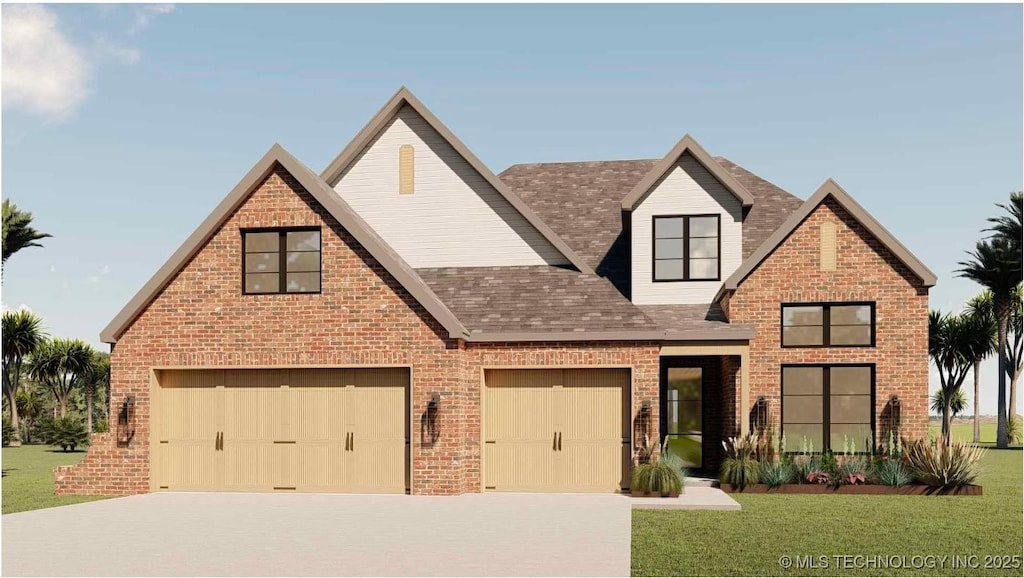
[
  {"x1": 781, "y1": 303, "x2": 874, "y2": 347},
  {"x1": 243, "y1": 228, "x2": 321, "y2": 294},
  {"x1": 653, "y1": 215, "x2": 720, "y2": 281},
  {"x1": 781, "y1": 365, "x2": 874, "y2": 453}
]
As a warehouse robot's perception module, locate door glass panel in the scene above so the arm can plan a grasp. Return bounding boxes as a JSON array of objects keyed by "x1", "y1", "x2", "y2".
[{"x1": 665, "y1": 367, "x2": 702, "y2": 468}]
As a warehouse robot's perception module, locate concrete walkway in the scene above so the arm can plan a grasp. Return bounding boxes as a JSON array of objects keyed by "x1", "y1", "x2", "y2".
[
  {"x1": 630, "y1": 486, "x2": 741, "y2": 510},
  {"x1": 2, "y1": 492, "x2": 631, "y2": 577}
]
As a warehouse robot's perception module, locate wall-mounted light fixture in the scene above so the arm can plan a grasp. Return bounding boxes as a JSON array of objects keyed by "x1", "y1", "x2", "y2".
[
  {"x1": 421, "y1": 393, "x2": 441, "y2": 445},
  {"x1": 889, "y1": 395, "x2": 901, "y2": 431},
  {"x1": 117, "y1": 394, "x2": 136, "y2": 448},
  {"x1": 640, "y1": 399, "x2": 652, "y2": 416},
  {"x1": 753, "y1": 396, "x2": 770, "y2": 433}
]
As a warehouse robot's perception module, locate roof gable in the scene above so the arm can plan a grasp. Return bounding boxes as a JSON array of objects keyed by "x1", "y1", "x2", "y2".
[
  {"x1": 721, "y1": 178, "x2": 937, "y2": 294},
  {"x1": 320, "y1": 87, "x2": 593, "y2": 274},
  {"x1": 621, "y1": 134, "x2": 755, "y2": 211},
  {"x1": 100, "y1": 144, "x2": 468, "y2": 343}
]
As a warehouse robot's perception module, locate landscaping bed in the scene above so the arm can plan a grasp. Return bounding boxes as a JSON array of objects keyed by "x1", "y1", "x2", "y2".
[{"x1": 720, "y1": 483, "x2": 982, "y2": 495}]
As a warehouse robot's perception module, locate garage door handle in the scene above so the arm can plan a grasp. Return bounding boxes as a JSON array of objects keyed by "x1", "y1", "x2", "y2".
[
  {"x1": 351, "y1": 433, "x2": 355, "y2": 452},
  {"x1": 558, "y1": 432, "x2": 562, "y2": 451}
]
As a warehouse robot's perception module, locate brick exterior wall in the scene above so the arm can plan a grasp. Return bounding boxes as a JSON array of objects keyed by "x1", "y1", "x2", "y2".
[
  {"x1": 727, "y1": 197, "x2": 931, "y2": 448},
  {"x1": 56, "y1": 164, "x2": 662, "y2": 496}
]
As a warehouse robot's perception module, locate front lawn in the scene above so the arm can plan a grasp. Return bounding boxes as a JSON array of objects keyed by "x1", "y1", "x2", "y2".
[
  {"x1": 633, "y1": 449, "x2": 1023, "y2": 576},
  {"x1": 1, "y1": 444, "x2": 111, "y2": 514}
]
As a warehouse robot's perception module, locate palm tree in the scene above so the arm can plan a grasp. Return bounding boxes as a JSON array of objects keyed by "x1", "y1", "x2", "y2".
[
  {"x1": 964, "y1": 292, "x2": 1000, "y2": 442},
  {"x1": 2, "y1": 309, "x2": 46, "y2": 445},
  {"x1": 16, "y1": 388, "x2": 44, "y2": 443},
  {"x1": 27, "y1": 338, "x2": 95, "y2": 418},
  {"x1": 988, "y1": 191, "x2": 1022, "y2": 270},
  {"x1": 966, "y1": 287, "x2": 1023, "y2": 432},
  {"x1": 931, "y1": 388, "x2": 968, "y2": 421},
  {"x1": 929, "y1": 310, "x2": 994, "y2": 445},
  {"x1": 83, "y1": 352, "x2": 110, "y2": 433},
  {"x1": 2, "y1": 199, "x2": 52, "y2": 265},
  {"x1": 958, "y1": 237, "x2": 1023, "y2": 448}
]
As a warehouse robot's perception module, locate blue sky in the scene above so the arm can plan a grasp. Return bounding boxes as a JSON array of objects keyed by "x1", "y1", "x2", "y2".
[{"x1": 2, "y1": 4, "x2": 1021, "y2": 414}]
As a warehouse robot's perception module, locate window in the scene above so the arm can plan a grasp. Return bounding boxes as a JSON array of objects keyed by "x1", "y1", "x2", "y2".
[
  {"x1": 781, "y1": 302, "x2": 874, "y2": 347},
  {"x1": 781, "y1": 365, "x2": 874, "y2": 453},
  {"x1": 653, "y1": 215, "x2": 720, "y2": 281},
  {"x1": 243, "y1": 228, "x2": 321, "y2": 294}
]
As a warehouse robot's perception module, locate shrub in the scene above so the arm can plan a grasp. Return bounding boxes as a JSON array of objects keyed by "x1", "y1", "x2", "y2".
[
  {"x1": 2, "y1": 417, "x2": 12, "y2": 446},
  {"x1": 759, "y1": 459, "x2": 795, "y2": 487},
  {"x1": 793, "y1": 454, "x2": 824, "y2": 483},
  {"x1": 633, "y1": 440, "x2": 686, "y2": 496},
  {"x1": 1008, "y1": 415, "x2": 1022, "y2": 445},
  {"x1": 838, "y1": 456, "x2": 869, "y2": 485},
  {"x1": 902, "y1": 438, "x2": 985, "y2": 488},
  {"x1": 873, "y1": 457, "x2": 913, "y2": 487},
  {"x1": 721, "y1": 435, "x2": 761, "y2": 489},
  {"x1": 805, "y1": 470, "x2": 831, "y2": 485},
  {"x1": 38, "y1": 416, "x2": 89, "y2": 452}
]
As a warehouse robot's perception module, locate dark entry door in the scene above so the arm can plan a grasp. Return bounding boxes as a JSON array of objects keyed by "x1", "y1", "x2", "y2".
[{"x1": 661, "y1": 364, "x2": 704, "y2": 469}]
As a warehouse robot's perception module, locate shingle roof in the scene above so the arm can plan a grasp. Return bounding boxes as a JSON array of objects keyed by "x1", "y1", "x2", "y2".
[
  {"x1": 416, "y1": 265, "x2": 754, "y2": 339},
  {"x1": 415, "y1": 265, "x2": 658, "y2": 335},
  {"x1": 498, "y1": 156, "x2": 803, "y2": 297},
  {"x1": 638, "y1": 304, "x2": 754, "y2": 339}
]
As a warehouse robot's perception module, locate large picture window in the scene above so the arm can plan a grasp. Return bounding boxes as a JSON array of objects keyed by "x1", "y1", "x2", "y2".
[
  {"x1": 781, "y1": 303, "x2": 874, "y2": 347},
  {"x1": 781, "y1": 365, "x2": 874, "y2": 453},
  {"x1": 653, "y1": 215, "x2": 720, "y2": 281},
  {"x1": 243, "y1": 228, "x2": 321, "y2": 294}
]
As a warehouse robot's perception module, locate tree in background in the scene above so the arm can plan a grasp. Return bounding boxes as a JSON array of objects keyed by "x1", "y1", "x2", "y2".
[
  {"x1": 959, "y1": 192, "x2": 1024, "y2": 448},
  {"x1": 2, "y1": 309, "x2": 46, "y2": 445},
  {"x1": 2, "y1": 199, "x2": 51, "y2": 266},
  {"x1": 929, "y1": 310, "x2": 995, "y2": 445},
  {"x1": 966, "y1": 287, "x2": 1022, "y2": 438},
  {"x1": 964, "y1": 291, "x2": 1000, "y2": 442},
  {"x1": 931, "y1": 388, "x2": 969, "y2": 422},
  {"x1": 83, "y1": 352, "x2": 110, "y2": 433},
  {"x1": 15, "y1": 388, "x2": 44, "y2": 443},
  {"x1": 28, "y1": 338, "x2": 95, "y2": 418}
]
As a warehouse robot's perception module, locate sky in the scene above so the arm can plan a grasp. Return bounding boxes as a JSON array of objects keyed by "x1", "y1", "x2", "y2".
[{"x1": 2, "y1": 3, "x2": 1022, "y2": 415}]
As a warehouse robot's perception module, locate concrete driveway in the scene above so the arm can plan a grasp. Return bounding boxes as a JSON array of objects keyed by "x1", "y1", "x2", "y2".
[{"x1": 2, "y1": 492, "x2": 631, "y2": 576}]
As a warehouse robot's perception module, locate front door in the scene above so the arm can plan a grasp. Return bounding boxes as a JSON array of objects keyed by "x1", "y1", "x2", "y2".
[{"x1": 660, "y1": 363, "x2": 704, "y2": 469}]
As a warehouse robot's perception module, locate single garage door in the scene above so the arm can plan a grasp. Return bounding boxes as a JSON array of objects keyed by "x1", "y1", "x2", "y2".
[
  {"x1": 484, "y1": 368, "x2": 630, "y2": 492},
  {"x1": 152, "y1": 368, "x2": 408, "y2": 493}
]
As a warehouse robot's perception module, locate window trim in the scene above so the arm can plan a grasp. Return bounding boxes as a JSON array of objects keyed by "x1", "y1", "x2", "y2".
[
  {"x1": 241, "y1": 226, "x2": 322, "y2": 295},
  {"x1": 780, "y1": 301, "x2": 876, "y2": 348},
  {"x1": 780, "y1": 363, "x2": 876, "y2": 454},
  {"x1": 651, "y1": 214, "x2": 722, "y2": 283}
]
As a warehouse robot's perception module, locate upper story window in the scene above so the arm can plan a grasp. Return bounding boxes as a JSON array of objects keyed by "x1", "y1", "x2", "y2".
[
  {"x1": 653, "y1": 215, "x2": 720, "y2": 282},
  {"x1": 243, "y1": 228, "x2": 322, "y2": 294},
  {"x1": 781, "y1": 302, "x2": 874, "y2": 347}
]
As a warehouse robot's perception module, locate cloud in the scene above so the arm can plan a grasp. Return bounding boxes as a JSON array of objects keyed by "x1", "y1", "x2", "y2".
[
  {"x1": 87, "y1": 264, "x2": 111, "y2": 285},
  {"x1": 129, "y1": 4, "x2": 175, "y2": 35},
  {"x1": 95, "y1": 37, "x2": 141, "y2": 65},
  {"x1": 1, "y1": 4, "x2": 90, "y2": 120}
]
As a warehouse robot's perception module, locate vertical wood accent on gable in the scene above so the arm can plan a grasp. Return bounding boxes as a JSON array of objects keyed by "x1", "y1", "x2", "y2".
[
  {"x1": 820, "y1": 221, "x2": 837, "y2": 271},
  {"x1": 399, "y1": 144, "x2": 415, "y2": 195},
  {"x1": 334, "y1": 105, "x2": 569, "y2": 268},
  {"x1": 631, "y1": 152, "x2": 743, "y2": 305}
]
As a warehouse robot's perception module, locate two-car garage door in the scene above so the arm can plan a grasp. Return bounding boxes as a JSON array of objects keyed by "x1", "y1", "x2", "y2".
[
  {"x1": 152, "y1": 368, "x2": 409, "y2": 493},
  {"x1": 484, "y1": 369, "x2": 631, "y2": 493}
]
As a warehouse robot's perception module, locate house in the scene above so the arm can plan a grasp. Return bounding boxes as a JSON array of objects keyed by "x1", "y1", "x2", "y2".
[{"x1": 55, "y1": 87, "x2": 935, "y2": 496}]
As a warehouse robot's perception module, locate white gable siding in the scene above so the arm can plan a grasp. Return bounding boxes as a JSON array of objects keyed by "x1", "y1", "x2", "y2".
[
  {"x1": 333, "y1": 105, "x2": 569, "y2": 268},
  {"x1": 631, "y1": 153, "x2": 743, "y2": 304}
]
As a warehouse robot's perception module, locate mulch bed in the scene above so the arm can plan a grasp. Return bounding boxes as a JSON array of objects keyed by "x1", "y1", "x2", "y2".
[{"x1": 720, "y1": 483, "x2": 982, "y2": 495}]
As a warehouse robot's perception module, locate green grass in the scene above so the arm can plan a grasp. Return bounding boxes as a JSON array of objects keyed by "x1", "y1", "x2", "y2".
[
  {"x1": 633, "y1": 449, "x2": 1024, "y2": 576},
  {"x1": 929, "y1": 422, "x2": 1001, "y2": 444},
  {"x1": 2, "y1": 444, "x2": 111, "y2": 514}
]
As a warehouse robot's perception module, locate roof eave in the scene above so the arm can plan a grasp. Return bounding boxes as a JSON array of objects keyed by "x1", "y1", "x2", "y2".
[
  {"x1": 319, "y1": 87, "x2": 595, "y2": 275},
  {"x1": 463, "y1": 327, "x2": 753, "y2": 343},
  {"x1": 723, "y1": 178, "x2": 938, "y2": 293},
  {"x1": 101, "y1": 143, "x2": 470, "y2": 344},
  {"x1": 620, "y1": 134, "x2": 755, "y2": 212}
]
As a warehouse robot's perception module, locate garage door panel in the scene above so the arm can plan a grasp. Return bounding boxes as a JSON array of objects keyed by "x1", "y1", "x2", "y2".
[
  {"x1": 485, "y1": 368, "x2": 629, "y2": 493},
  {"x1": 156, "y1": 367, "x2": 408, "y2": 493}
]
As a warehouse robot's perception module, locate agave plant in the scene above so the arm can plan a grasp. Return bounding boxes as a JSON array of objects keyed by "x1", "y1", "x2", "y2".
[
  {"x1": 903, "y1": 438, "x2": 986, "y2": 488},
  {"x1": 873, "y1": 458, "x2": 913, "y2": 487},
  {"x1": 758, "y1": 459, "x2": 794, "y2": 488}
]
